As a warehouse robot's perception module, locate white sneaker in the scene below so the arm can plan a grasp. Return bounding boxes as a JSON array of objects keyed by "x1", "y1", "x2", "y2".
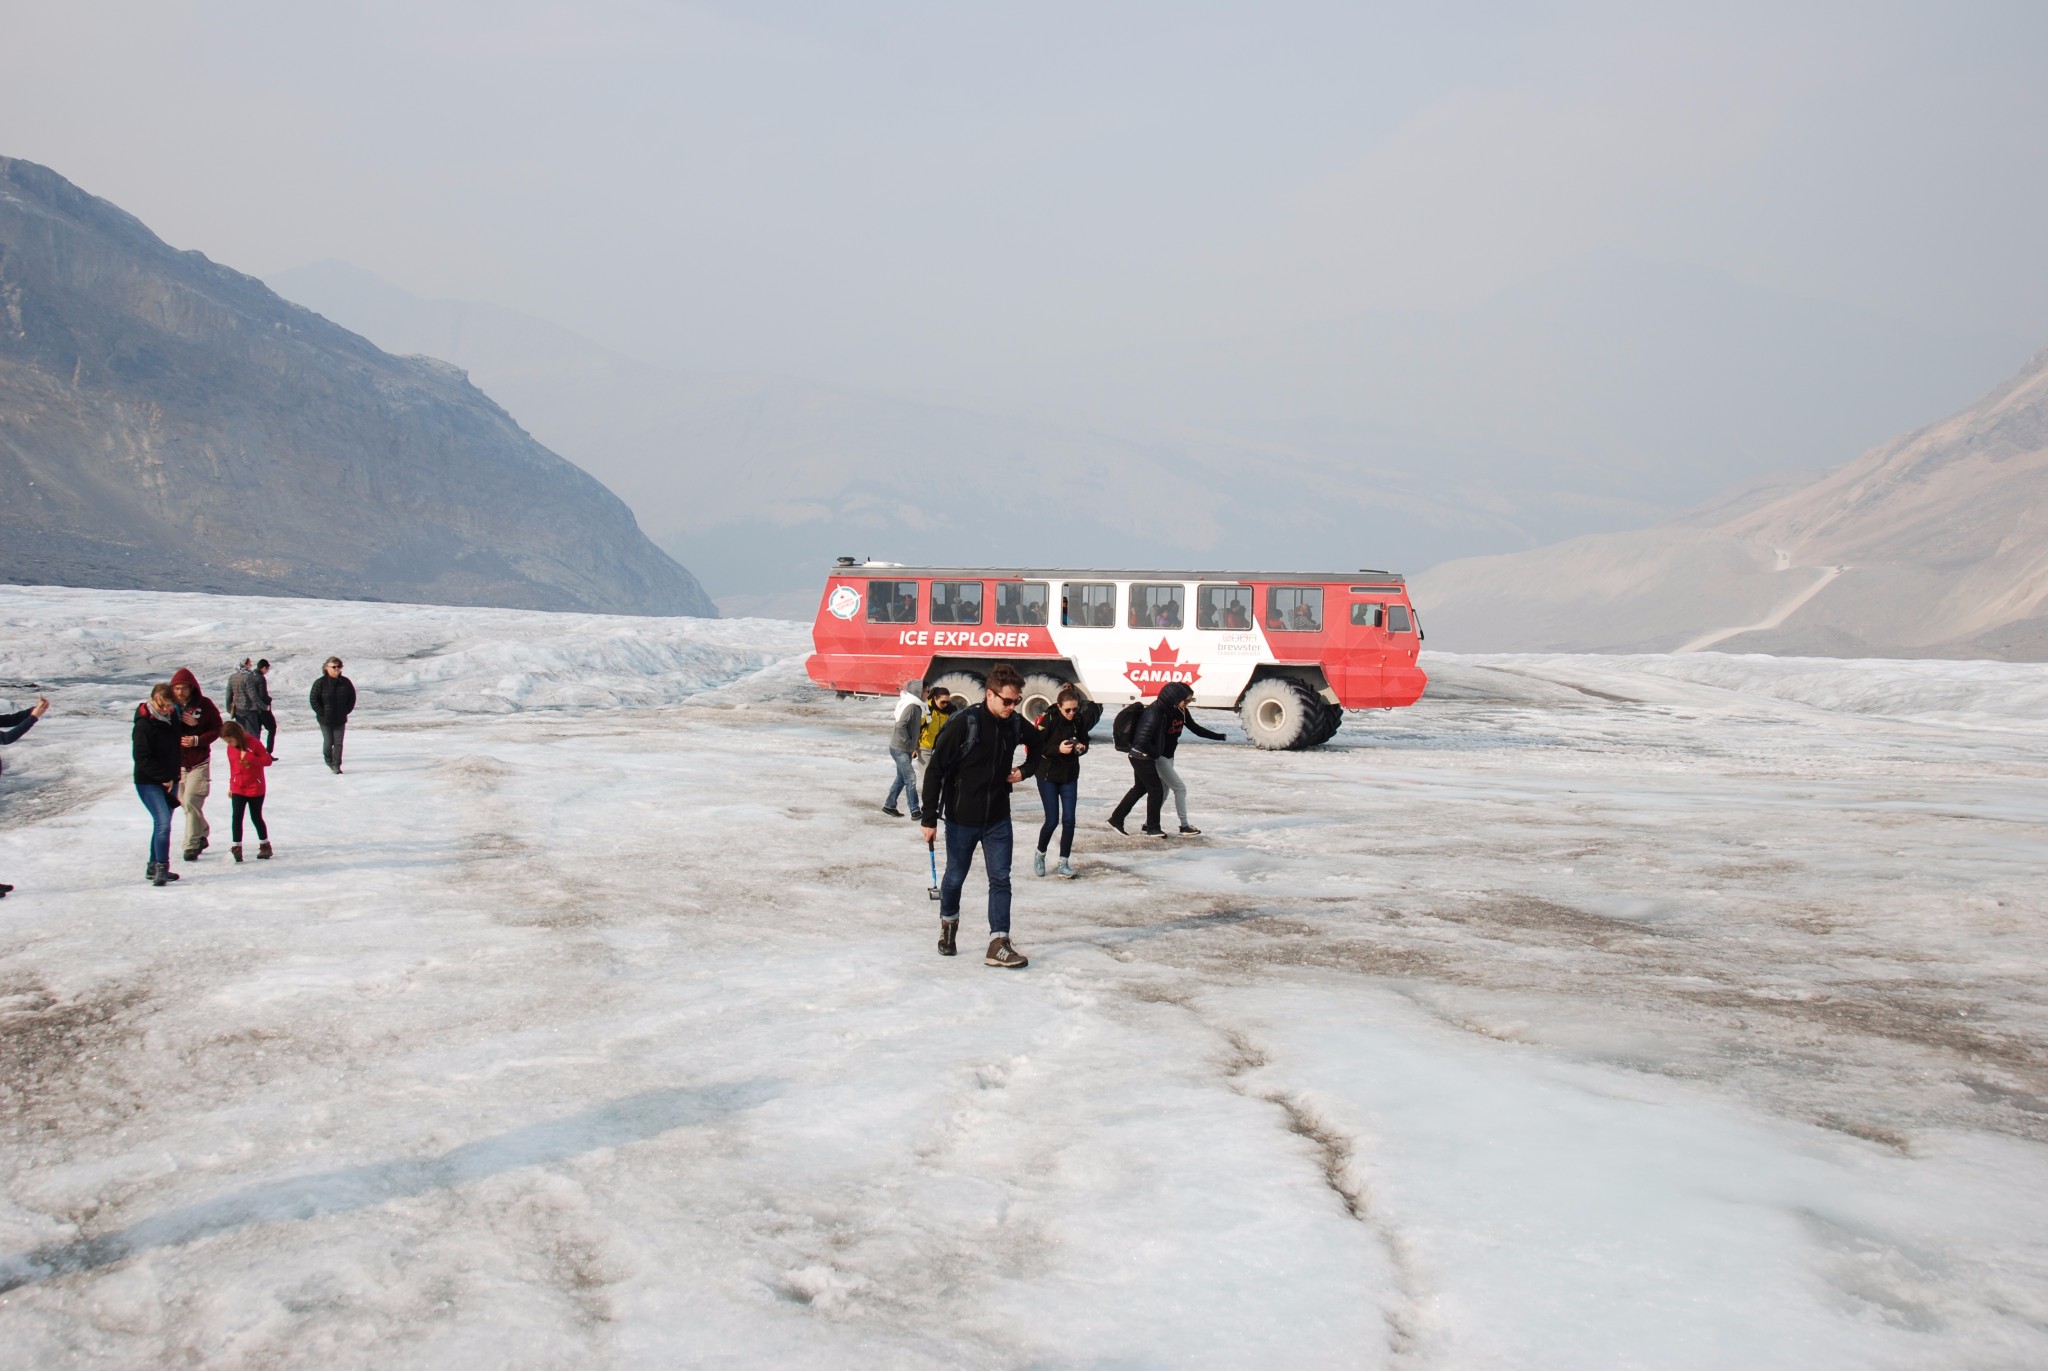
[
  {"x1": 1032, "y1": 850, "x2": 1047, "y2": 877},
  {"x1": 1055, "y1": 858, "x2": 1075, "y2": 878}
]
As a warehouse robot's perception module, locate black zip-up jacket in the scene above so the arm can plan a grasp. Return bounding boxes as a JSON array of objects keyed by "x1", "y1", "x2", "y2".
[
  {"x1": 133, "y1": 708, "x2": 183, "y2": 785},
  {"x1": 921, "y1": 701, "x2": 1041, "y2": 826},
  {"x1": 0, "y1": 709, "x2": 37, "y2": 747},
  {"x1": 310, "y1": 673, "x2": 357, "y2": 724},
  {"x1": 1031, "y1": 700, "x2": 1103, "y2": 785}
]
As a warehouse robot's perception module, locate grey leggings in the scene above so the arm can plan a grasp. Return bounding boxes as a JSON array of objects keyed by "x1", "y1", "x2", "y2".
[{"x1": 1153, "y1": 756, "x2": 1190, "y2": 827}]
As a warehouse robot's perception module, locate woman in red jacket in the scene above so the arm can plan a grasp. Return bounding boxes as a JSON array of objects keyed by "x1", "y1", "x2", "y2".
[{"x1": 220, "y1": 721, "x2": 274, "y2": 860}]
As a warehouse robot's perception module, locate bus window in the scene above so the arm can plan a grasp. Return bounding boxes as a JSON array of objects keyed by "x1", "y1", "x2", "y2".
[
  {"x1": 1267, "y1": 587, "x2": 1324, "y2": 632},
  {"x1": 994, "y1": 581, "x2": 1050, "y2": 626},
  {"x1": 1197, "y1": 585, "x2": 1253, "y2": 630},
  {"x1": 1130, "y1": 583, "x2": 1185, "y2": 630},
  {"x1": 1066, "y1": 582, "x2": 1116, "y2": 627},
  {"x1": 867, "y1": 580, "x2": 918, "y2": 624},
  {"x1": 929, "y1": 581, "x2": 984, "y2": 625},
  {"x1": 1387, "y1": 604, "x2": 1413, "y2": 633},
  {"x1": 1351, "y1": 602, "x2": 1384, "y2": 628}
]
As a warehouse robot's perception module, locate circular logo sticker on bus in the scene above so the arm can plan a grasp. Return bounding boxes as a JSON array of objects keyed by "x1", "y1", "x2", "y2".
[{"x1": 827, "y1": 585, "x2": 862, "y2": 620}]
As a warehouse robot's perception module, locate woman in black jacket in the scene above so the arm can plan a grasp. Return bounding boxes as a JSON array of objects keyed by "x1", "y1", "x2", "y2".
[
  {"x1": 1151, "y1": 687, "x2": 1227, "y2": 836},
  {"x1": 133, "y1": 682, "x2": 185, "y2": 886},
  {"x1": 1031, "y1": 687, "x2": 1103, "y2": 878}
]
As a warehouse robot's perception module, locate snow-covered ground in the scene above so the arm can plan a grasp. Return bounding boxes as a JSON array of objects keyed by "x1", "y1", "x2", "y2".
[{"x1": 2, "y1": 583, "x2": 2046, "y2": 1368}]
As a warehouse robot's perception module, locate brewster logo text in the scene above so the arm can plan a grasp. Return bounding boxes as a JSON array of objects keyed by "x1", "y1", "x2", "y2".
[{"x1": 1124, "y1": 639, "x2": 1201, "y2": 696}]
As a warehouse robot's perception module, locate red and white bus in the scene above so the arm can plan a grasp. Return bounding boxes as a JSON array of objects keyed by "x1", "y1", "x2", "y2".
[{"x1": 806, "y1": 561, "x2": 1427, "y2": 749}]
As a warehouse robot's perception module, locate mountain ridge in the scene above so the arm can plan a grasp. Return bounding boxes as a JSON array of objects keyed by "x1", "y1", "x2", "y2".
[{"x1": 0, "y1": 158, "x2": 714, "y2": 616}]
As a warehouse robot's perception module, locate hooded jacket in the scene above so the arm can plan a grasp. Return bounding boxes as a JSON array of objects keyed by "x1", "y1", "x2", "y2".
[
  {"x1": 226, "y1": 735, "x2": 273, "y2": 797},
  {"x1": 170, "y1": 667, "x2": 223, "y2": 769},
  {"x1": 1031, "y1": 699, "x2": 1104, "y2": 785},
  {"x1": 1130, "y1": 682, "x2": 1222, "y2": 758},
  {"x1": 920, "y1": 701, "x2": 1041, "y2": 826},
  {"x1": 889, "y1": 679, "x2": 926, "y2": 755}
]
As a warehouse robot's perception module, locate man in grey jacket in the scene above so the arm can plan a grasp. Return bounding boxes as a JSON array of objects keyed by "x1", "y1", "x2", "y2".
[{"x1": 882, "y1": 678, "x2": 925, "y2": 820}]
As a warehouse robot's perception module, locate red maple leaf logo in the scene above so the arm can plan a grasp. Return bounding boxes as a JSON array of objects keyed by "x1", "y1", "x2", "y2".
[{"x1": 1123, "y1": 638, "x2": 1201, "y2": 697}]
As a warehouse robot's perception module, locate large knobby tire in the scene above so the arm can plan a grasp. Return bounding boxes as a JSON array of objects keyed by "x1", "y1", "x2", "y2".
[
  {"x1": 927, "y1": 671, "x2": 985, "y2": 708},
  {"x1": 1307, "y1": 701, "x2": 1344, "y2": 745},
  {"x1": 1020, "y1": 673, "x2": 1071, "y2": 724},
  {"x1": 1239, "y1": 677, "x2": 1323, "y2": 750}
]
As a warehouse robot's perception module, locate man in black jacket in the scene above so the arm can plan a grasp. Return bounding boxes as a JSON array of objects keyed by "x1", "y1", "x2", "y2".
[
  {"x1": 310, "y1": 656, "x2": 356, "y2": 773},
  {"x1": 1109, "y1": 681, "x2": 1208, "y2": 837},
  {"x1": 920, "y1": 663, "x2": 1041, "y2": 968}
]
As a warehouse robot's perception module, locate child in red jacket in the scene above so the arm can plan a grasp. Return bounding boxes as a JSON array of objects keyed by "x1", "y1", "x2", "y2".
[{"x1": 221, "y1": 721, "x2": 273, "y2": 861}]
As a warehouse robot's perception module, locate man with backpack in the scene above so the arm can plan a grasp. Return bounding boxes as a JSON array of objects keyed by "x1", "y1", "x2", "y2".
[{"x1": 919, "y1": 663, "x2": 1041, "y2": 969}]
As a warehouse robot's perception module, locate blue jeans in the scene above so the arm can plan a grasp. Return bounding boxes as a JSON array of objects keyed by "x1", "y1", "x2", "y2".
[
  {"x1": 1036, "y1": 777, "x2": 1079, "y2": 858},
  {"x1": 940, "y1": 819, "x2": 1013, "y2": 936},
  {"x1": 136, "y1": 782, "x2": 173, "y2": 867},
  {"x1": 885, "y1": 750, "x2": 919, "y2": 813}
]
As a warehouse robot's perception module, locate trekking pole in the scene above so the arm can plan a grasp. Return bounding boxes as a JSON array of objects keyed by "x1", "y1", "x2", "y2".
[{"x1": 927, "y1": 836, "x2": 941, "y2": 901}]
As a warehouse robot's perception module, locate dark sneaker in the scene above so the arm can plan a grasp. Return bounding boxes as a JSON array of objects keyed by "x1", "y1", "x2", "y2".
[
  {"x1": 984, "y1": 937, "x2": 1029, "y2": 969},
  {"x1": 909, "y1": 809, "x2": 922, "y2": 822},
  {"x1": 882, "y1": 805, "x2": 904, "y2": 818},
  {"x1": 1179, "y1": 825, "x2": 1202, "y2": 836},
  {"x1": 1139, "y1": 827, "x2": 1168, "y2": 838},
  {"x1": 938, "y1": 919, "x2": 958, "y2": 957},
  {"x1": 182, "y1": 848, "x2": 201, "y2": 862},
  {"x1": 1108, "y1": 817, "x2": 1128, "y2": 835},
  {"x1": 0, "y1": 883, "x2": 12, "y2": 898}
]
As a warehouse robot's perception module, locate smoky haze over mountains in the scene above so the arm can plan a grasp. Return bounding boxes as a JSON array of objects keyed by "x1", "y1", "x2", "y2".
[
  {"x1": 7, "y1": 5, "x2": 2048, "y2": 635},
  {"x1": 266, "y1": 258, "x2": 2020, "y2": 618}
]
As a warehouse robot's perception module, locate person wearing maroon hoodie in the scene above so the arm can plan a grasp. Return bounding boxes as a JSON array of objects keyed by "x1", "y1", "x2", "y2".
[
  {"x1": 169, "y1": 667, "x2": 223, "y2": 861},
  {"x1": 221, "y1": 720, "x2": 274, "y2": 861}
]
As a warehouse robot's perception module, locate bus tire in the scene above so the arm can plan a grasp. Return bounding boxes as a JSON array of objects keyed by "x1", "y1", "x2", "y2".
[
  {"x1": 1307, "y1": 701, "x2": 1344, "y2": 744},
  {"x1": 1239, "y1": 677, "x2": 1320, "y2": 750},
  {"x1": 927, "y1": 670, "x2": 986, "y2": 707},
  {"x1": 1020, "y1": 673, "x2": 1069, "y2": 722}
]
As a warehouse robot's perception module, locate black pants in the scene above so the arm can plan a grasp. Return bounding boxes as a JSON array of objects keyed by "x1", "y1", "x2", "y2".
[
  {"x1": 259, "y1": 710, "x2": 278, "y2": 753},
  {"x1": 231, "y1": 793, "x2": 268, "y2": 842},
  {"x1": 1109, "y1": 756, "x2": 1165, "y2": 832},
  {"x1": 320, "y1": 720, "x2": 346, "y2": 770}
]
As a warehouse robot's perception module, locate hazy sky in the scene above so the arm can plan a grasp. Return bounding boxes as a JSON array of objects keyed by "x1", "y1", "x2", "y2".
[{"x1": 7, "y1": 1, "x2": 2046, "y2": 415}]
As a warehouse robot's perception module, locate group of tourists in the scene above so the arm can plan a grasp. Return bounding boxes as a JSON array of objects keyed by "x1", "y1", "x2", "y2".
[
  {"x1": 887, "y1": 664, "x2": 1228, "y2": 969},
  {"x1": 127, "y1": 654, "x2": 356, "y2": 888}
]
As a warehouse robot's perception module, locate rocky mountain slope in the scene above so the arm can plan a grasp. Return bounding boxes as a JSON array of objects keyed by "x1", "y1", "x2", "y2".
[
  {"x1": 0, "y1": 158, "x2": 714, "y2": 615},
  {"x1": 1412, "y1": 348, "x2": 2048, "y2": 659}
]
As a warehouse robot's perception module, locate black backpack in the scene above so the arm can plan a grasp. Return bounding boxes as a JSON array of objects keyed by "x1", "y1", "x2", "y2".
[{"x1": 1112, "y1": 701, "x2": 1145, "y2": 753}]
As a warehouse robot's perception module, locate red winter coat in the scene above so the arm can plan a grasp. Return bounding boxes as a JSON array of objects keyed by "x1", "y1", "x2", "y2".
[{"x1": 226, "y1": 736, "x2": 272, "y2": 796}]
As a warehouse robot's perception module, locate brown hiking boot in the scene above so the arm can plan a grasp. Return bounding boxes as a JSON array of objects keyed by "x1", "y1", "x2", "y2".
[
  {"x1": 231, "y1": 844, "x2": 243, "y2": 862},
  {"x1": 938, "y1": 919, "x2": 958, "y2": 957},
  {"x1": 257, "y1": 841, "x2": 273, "y2": 859},
  {"x1": 984, "y1": 937, "x2": 1028, "y2": 969}
]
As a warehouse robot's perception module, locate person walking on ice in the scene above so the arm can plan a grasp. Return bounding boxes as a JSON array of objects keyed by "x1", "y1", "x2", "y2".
[
  {"x1": 0, "y1": 693, "x2": 50, "y2": 898},
  {"x1": 882, "y1": 678, "x2": 925, "y2": 819},
  {"x1": 1031, "y1": 685, "x2": 1101, "y2": 877},
  {"x1": 920, "y1": 663, "x2": 1041, "y2": 968},
  {"x1": 169, "y1": 667, "x2": 222, "y2": 861},
  {"x1": 310, "y1": 656, "x2": 356, "y2": 773},
  {"x1": 1150, "y1": 683, "x2": 1226, "y2": 835},
  {"x1": 221, "y1": 721, "x2": 274, "y2": 861},
  {"x1": 133, "y1": 682, "x2": 183, "y2": 886}
]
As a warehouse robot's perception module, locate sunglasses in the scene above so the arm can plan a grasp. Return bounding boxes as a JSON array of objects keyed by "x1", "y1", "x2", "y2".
[{"x1": 992, "y1": 693, "x2": 1022, "y2": 707}]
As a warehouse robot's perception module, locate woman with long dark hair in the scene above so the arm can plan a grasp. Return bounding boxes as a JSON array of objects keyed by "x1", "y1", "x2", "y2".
[
  {"x1": 1031, "y1": 685, "x2": 1102, "y2": 878},
  {"x1": 133, "y1": 682, "x2": 184, "y2": 886}
]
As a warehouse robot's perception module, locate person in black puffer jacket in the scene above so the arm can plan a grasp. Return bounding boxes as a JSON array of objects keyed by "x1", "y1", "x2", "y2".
[
  {"x1": 1030, "y1": 686, "x2": 1102, "y2": 878},
  {"x1": 919, "y1": 663, "x2": 1042, "y2": 968},
  {"x1": 1109, "y1": 681, "x2": 1207, "y2": 837},
  {"x1": 133, "y1": 682, "x2": 185, "y2": 886},
  {"x1": 310, "y1": 656, "x2": 357, "y2": 773}
]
